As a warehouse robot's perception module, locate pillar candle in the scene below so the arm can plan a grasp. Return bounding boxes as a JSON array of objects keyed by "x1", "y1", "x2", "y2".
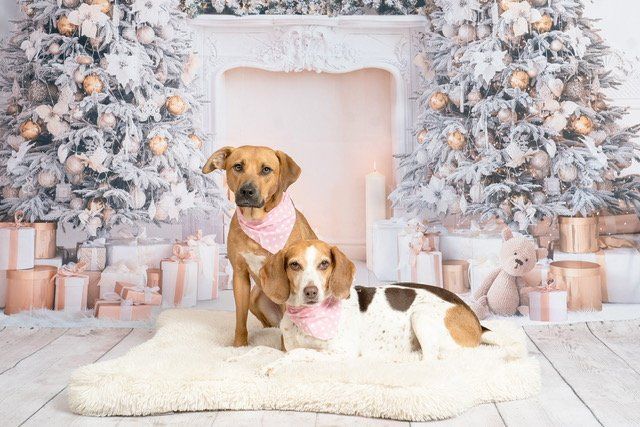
[{"x1": 365, "y1": 163, "x2": 386, "y2": 269}]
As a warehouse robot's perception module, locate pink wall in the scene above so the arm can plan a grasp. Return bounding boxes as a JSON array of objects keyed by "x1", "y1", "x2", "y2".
[{"x1": 223, "y1": 68, "x2": 394, "y2": 259}]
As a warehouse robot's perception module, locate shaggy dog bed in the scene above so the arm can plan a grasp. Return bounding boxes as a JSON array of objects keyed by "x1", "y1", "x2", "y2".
[{"x1": 68, "y1": 309, "x2": 540, "y2": 421}]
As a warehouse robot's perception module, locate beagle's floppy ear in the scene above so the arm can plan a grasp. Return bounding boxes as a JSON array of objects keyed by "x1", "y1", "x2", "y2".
[
  {"x1": 328, "y1": 246, "x2": 355, "y2": 300},
  {"x1": 259, "y1": 250, "x2": 290, "y2": 304},
  {"x1": 275, "y1": 150, "x2": 301, "y2": 192},
  {"x1": 202, "y1": 146, "x2": 234, "y2": 174}
]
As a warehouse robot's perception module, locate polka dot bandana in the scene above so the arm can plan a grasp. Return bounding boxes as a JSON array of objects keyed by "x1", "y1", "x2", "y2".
[
  {"x1": 236, "y1": 192, "x2": 297, "y2": 255},
  {"x1": 286, "y1": 298, "x2": 342, "y2": 341}
]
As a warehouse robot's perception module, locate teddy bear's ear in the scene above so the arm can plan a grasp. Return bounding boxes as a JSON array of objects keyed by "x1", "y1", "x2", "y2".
[
  {"x1": 536, "y1": 247, "x2": 548, "y2": 260},
  {"x1": 501, "y1": 227, "x2": 514, "y2": 241}
]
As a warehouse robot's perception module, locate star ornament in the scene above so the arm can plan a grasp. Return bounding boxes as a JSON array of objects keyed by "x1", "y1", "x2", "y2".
[
  {"x1": 501, "y1": 1, "x2": 542, "y2": 37},
  {"x1": 470, "y1": 50, "x2": 507, "y2": 84}
]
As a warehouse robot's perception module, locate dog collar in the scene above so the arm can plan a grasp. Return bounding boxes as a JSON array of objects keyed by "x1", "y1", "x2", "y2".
[
  {"x1": 236, "y1": 192, "x2": 296, "y2": 254},
  {"x1": 286, "y1": 298, "x2": 342, "y2": 341}
]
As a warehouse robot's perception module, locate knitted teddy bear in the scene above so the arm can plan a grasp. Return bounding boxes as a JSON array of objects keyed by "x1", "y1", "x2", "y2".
[{"x1": 470, "y1": 228, "x2": 548, "y2": 319}]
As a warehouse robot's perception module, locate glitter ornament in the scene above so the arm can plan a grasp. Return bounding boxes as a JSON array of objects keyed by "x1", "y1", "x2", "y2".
[
  {"x1": 165, "y1": 95, "x2": 188, "y2": 115},
  {"x1": 429, "y1": 92, "x2": 448, "y2": 110},
  {"x1": 458, "y1": 24, "x2": 476, "y2": 43},
  {"x1": 466, "y1": 89, "x2": 482, "y2": 106},
  {"x1": 29, "y1": 81, "x2": 57, "y2": 103},
  {"x1": 530, "y1": 151, "x2": 550, "y2": 170},
  {"x1": 64, "y1": 155, "x2": 85, "y2": 175},
  {"x1": 148, "y1": 135, "x2": 168, "y2": 155},
  {"x1": 37, "y1": 170, "x2": 58, "y2": 188},
  {"x1": 592, "y1": 99, "x2": 607, "y2": 111},
  {"x1": 532, "y1": 192, "x2": 547, "y2": 205},
  {"x1": 2, "y1": 186, "x2": 18, "y2": 199},
  {"x1": 6, "y1": 103, "x2": 21, "y2": 115},
  {"x1": 558, "y1": 164, "x2": 578, "y2": 182},
  {"x1": 70, "y1": 197, "x2": 84, "y2": 210},
  {"x1": 136, "y1": 26, "x2": 156, "y2": 44},
  {"x1": 98, "y1": 112, "x2": 117, "y2": 129},
  {"x1": 509, "y1": 70, "x2": 530, "y2": 90},
  {"x1": 188, "y1": 134, "x2": 203, "y2": 149},
  {"x1": 83, "y1": 74, "x2": 104, "y2": 95},
  {"x1": 550, "y1": 39, "x2": 564, "y2": 52},
  {"x1": 130, "y1": 187, "x2": 147, "y2": 209},
  {"x1": 447, "y1": 130, "x2": 466, "y2": 150},
  {"x1": 57, "y1": 15, "x2": 77, "y2": 36},
  {"x1": 55, "y1": 183, "x2": 73, "y2": 202},
  {"x1": 532, "y1": 15, "x2": 553, "y2": 33},
  {"x1": 563, "y1": 79, "x2": 586, "y2": 101},
  {"x1": 20, "y1": 120, "x2": 41, "y2": 140},
  {"x1": 570, "y1": 115, "x2": 594, "y2": 135},
  {"x1": 417, "y1": 129, "x2": 429, "y2": 145}
]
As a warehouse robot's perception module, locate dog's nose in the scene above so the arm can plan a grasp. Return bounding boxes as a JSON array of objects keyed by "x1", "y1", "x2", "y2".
[
  {"x1": 239, "y1": 184, "x2": 256, "y2": 198},
  {"x1": 304, "y1": 286, "x2": 318, "y2": 299}
]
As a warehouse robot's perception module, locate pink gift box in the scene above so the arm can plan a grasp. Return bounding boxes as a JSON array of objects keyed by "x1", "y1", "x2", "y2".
[
  {"x1": 94, "y1": 300, "x2": 153, "y2": 320},
  {"x1": 114, "y1": 282, "x2": 161, "y2": 306},
  {"x1": 529, "y1": 289, "x2": 568, "y2": 322}
]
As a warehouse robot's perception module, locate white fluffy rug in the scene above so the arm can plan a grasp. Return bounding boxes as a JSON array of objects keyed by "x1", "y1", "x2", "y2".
[{"x1": 68, "y1": 310, "x2": 540, "y2": 421}]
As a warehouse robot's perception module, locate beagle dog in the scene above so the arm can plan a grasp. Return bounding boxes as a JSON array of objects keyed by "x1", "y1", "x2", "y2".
[
  {"x1": 259, "y1": 239, "x2": 494, "y2": 359},
  {"x1": 203, "y1": 146, "x2": 316, "y2": 347}
]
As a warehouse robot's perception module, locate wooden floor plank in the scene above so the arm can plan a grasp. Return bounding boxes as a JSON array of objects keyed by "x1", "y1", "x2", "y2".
[
  {"x1": 0, "y1": 327, "x2": 68, "y2": 374},
  {"x1": 496, "y1": 336, "x2": 600, "y2": 427},
  {"x1": 23, "y1": 329, "x2": 155, "y2": 426},
  {"x1": 411, "y1": 403, "x2": 504, "y2": 427},
  {"x1": 0, "y1": 328, "x2": 130, "y2": 426},
  {"x1": 525, "y1": 322, "x2": 640, "y2": 426},
  {"x1": 214, "y1": 410, "x2": 316, "y2": 426},
  {"x1": 587, "y1": 319, "x2": 640, "y2": 374},
  {"x1": 317, "y1": 413, "x2": 408, "y2": 427}
]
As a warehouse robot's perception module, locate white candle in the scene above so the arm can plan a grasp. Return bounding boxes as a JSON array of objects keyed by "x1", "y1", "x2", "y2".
[{"x1": 365, "y1": 163, "x2": 387, "y2": 269}]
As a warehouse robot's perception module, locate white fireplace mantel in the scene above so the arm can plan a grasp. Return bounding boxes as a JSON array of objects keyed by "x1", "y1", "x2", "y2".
[{"x1": 190, "y1": 15, "x2": 429, "y2": 157}]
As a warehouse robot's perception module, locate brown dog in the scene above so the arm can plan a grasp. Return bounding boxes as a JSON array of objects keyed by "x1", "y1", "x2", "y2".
[{"x1": 202, "y1": 146, "x2": 316, "y2": 347}]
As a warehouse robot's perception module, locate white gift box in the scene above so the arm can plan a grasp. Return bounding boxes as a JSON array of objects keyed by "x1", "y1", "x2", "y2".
[
  {"x1": 161, "y1": 259, "x2": 198, "y2": 308},
  {"x1": 185, "y1": 233, "x2": 220, "y2": 301},
  {"x1": 371, "y1": 219, "x2": 407, "y2": 281},
  {"x1": 97, "y1": 263, "x2": 147, "y2": 298},
  {"x1": 106, "y1": 238, "x2": 174, "y2": 269},
  {"x1": 398, "y1": 251, "x2": 443, "y2": 286},
  {"x1": 34, "y1": 255, "x2": 64, "y2": 269},
  {"x1": 554, "y1": 248, "x2": 640, "y2": 303},
  {"x1": 468, "y1": 257, "x2": 500, "y2": 295},
  {"x1": 439, "y1": 233, "x2": 503, "y2": 261},
  {"x1": 529, "y1": 289, "x2": 568, "y2": 322},
  {"x1": 54, "y1": 275, "x2": 89, "y2": 313},
  {"x1": 0, "y1": 226, "x2": 35, "y2": 270}
]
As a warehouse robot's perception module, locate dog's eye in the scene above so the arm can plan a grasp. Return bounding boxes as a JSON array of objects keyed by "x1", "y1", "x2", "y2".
[
  {"x1": 261, "y1": 166, "x2": 272, "y2": 175},
  {"x1": 318, "y1": 260, "x2": 330, "y2": 270},
  {"x1": 233, "y1": 163, "x2": 243, "y2": 172},
  {"x1": 289, "y1": 261, "x2": 301, "y2": 271}
]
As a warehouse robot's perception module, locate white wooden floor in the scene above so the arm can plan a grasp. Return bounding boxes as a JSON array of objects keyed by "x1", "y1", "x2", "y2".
[{"x1": 1, "y1": 319, "x2": 639, "y2": 426}]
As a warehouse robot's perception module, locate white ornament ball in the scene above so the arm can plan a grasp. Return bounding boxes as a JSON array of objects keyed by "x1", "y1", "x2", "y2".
[
  {"x1": 476, "y1": 24, "x2": 492, "y2": 39},
  {"x1": 130, "y1": 187, "x2": 147, "y2": 209},
  {"x1": 98, "y1": 112, "x2": 117, "y2": 129},
  {"x1": 532, "y1": 192, "x2": 547, "y2": 205},
  {"x1": 136, "y1": 26, "x2": 155, "y2": 44},
  {"x1": 70, "y1": 197, "x2": 84, "y2": 210},
  {"x1": 68, "y1": 173, "x2": 84, "y2": 185},
  {"x1": 62, "y1": 0, "x2": 81, "y2": 6},
  {"x1": 530, "y1": 151, "x2": 550, "y2": 170},
  {"x1": 442, "y1": 23, "x2": 458, "y2": 38},
  {"x1": 467, "y1": 89, "x2": 482, "y2": 106},
  {"x1": 64, "y1": 155, "x2": 84, "y2": 175},
  {"x1": 558, "y1": 164, "x2": 578, "y2": 182},
  {"x1": 550, "y1": 39, "x2": 564, "y2": 52},
  {"x1": 498, "y1": 108, "x2": 517, "y2": 123},
  {"x1": 458, "y1": 24, "x2": 476, "y2": 43},
  {"x1": 48, "y1": 43, "x2": 62, "y2": 55},
  {"x1": 2, "y1": 186, "x2": 18, "y2": 198},
  {"x1": 74, "y1": 68, "x2": 85, "y2": 85},
  {"x1": 37, "y1": 170, "x2": 58, "y2": 188},
  {"x1": 416, "y1": 150, "x2": 429, "y2": 165},
  {"x1": 156, "y1": 24, "x2": 175, "y2": 40}
]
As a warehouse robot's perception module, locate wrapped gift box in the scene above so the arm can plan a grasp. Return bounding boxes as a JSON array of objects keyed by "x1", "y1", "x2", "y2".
[
  {"x1": 529, "y1": 288, "x2": 568, "y2": 322},
  {"x1": 94, "y1": 300, "x2": 153, "y2": 321},
  {"x1": 114, "y1": 282, "x2": 161, "y2": 305},
  {"x1": 86, "y1": 271, "x2": 101, "y2": 309},
  {"x1": 554, "y1": 245, "x2": 640, "y2": 303},
  {"x1": 398, "y1": 227, "x2": 440, "y2": 283},
  {"x1": 398, "y1": 250, "x2": 443, "y2": 286},
  {"x1": 184, "y1": 231, "x2": 219, "y2": 301},
  {"x1": 97, "y1": 263, "x2": 147, "y2": 298},
  {"x1": 439, "y1": 233, "x2": 503, "y2": 261},
  {"x1": 549, "y1": 260, "x2": 602, "y2": 311},
  {"x1": 31, "y1": 222, "x2": 57, "y2": 259},
  {"x1": 468, "y1": 257, "x2": 500, "y2": 294},
  {"x1": 0, "y1": 222, "x2": 35, "y2": 270},
  {"x1": 34, "y1": 255, "x2": 64, "y2": 268},
  {"x1": 5, "y1": 266, "x2": 56, "y2": 314},
  {"x1": 147, "y1": 268, "x2": 162, "y2": 291},
  {"x1": 370, "y1": 218, "x2": 407, "y2": 281},
  {"x1": 54, "y1": 263, "x2": 89, "y2": 313},
  {"x1": 77, "y1": 241, "x2": 107, "y2": 271},
  {"x1": 106, "y1": 237, "x2": 174, "y2": 269},
  {"x1": 598, "y1": 213, "x2": 640, "y2": 235},
  {"x1": 442, "y1": 260, "x2": 469, "y2": 294},
  {"x1": 161, "y1": 246, "x2": 198, "y2": 308}
]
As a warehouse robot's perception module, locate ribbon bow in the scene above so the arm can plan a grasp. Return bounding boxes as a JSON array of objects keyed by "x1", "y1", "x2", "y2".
[
  {"x1": 102, "y1": 291, "x2": 135, "y2": 306},
  {"x1": 537, "y1": 278, "x2": 558, "y2": 293},
  {"x1": 56, "y1": 261, "x2": 88, "y2": 278},
  {"x1": 186, "y1": 229, "x2": 217, "y2": 246},
  {"x1": 170, "y1": 244, "x2": 197, "y2": 262}
]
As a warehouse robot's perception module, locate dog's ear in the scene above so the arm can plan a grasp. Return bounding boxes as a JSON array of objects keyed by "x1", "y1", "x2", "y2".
[
  {"x1": 202, "y1": 146, "x2": 234, "y2": 174},
  {"x1": 328, "y1": 246, "x2": 355, "y2": 299},
  {"x1": 259, "y1": 250, "x2": 290, "y2": 304},
  {"x1": 276, "y1": 150, "x2": 301, "y2": 192}
]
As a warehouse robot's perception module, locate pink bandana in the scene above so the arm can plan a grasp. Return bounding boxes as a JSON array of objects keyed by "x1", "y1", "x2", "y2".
[
  {"x1": 236, "y1": 192, "x2": 297, "y2": 254},
  {"x1": 286, "y1": 298, "x2": 342, "y2": 341}
]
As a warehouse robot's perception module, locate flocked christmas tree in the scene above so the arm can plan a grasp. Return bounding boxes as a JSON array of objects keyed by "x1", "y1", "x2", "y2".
[
  {"x1": 392, "y1": 0, "x2": 640, "y2": 231},
  {"x1": 0, "y1": 0, "x2": 224, "y2": 237}
]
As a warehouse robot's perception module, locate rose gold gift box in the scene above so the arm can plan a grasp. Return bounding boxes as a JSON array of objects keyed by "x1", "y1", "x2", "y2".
[
  {"x1": 94, "y1": 300, "x2": 153, "y2": 321},
  {"x1": 550, "y1": 260, "x2": 602, "y2": 311},
  {"x1": 5, "y1": 265, "x2": 56, "y2": 314},
  {"x1": 558, "y1": 216, "x2": 599, "y2": 254},
  {"x1": 114, "y1": 282, "x2": 162, "y2": 305},
  {"x1": 442, "y1": 260, "x2": 470, "y2": 294},
  {"x1": 31, "y1": 222, "x2": 57, "y2": 259}
]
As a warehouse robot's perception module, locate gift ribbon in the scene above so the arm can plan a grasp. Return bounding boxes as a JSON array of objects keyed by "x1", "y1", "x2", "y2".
[
  {"x1": 2, "y1": 211, "x2": 26, "y2": 270},
  {"x1": 117, "y1": 284, "x2": 160, "y2": 304},
  {"x1": 97, "y1": 294, "x2": 136, "y2": 320},
  {"x1": 163, "y1": 244, "x2": 198, "y2": 306},
  {"x1": 533, "y1": 279, "x2": 561, "y2": 322},
  {"x1": 53, "y1": 261, "x2": 89, "y2": 310}
]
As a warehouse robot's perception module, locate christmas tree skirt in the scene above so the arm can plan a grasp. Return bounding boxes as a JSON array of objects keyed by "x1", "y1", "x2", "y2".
[{"x1": 68, "y1": 310, "x2": 540, "y2": 421}]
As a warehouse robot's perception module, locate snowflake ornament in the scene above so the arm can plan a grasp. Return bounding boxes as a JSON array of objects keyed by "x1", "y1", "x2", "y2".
[
  {"x1": 501, "y1": 1, "x2": 542, "y2": 37},
  {"x1": 68, "y1": 4, "x2": 109, "y2": 38}
]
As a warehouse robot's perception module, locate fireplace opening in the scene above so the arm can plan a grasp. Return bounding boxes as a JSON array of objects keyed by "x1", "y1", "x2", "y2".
[{"x1": 222, "y1": 67, "x2": 396, "y2": 260}]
